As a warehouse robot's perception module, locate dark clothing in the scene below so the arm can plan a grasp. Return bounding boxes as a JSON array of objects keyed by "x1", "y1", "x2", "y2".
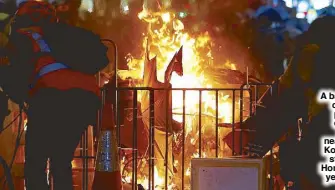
[
  {"x1": 246, "y1": 38, "x2": 335, "y2": 189},
  {"x1": 3, "y1": 4, "x2": 105, "y2": 190},
  {"x1": 251, "y1": 29, "x2": 286, "y2": 81},
  {"x1": 25, "y1": 88, "x2": 99, "y2": 190},
  {"x1": 4, "y1": 28, "x2": 35, "y2": 105},
  {"x1": 0, "y1": 91, "x2": 9, "y2": 128},
  {"x1": 299, "y1": 109, "x2": 333, "y2": 190},
  {"x1": 279, "y1": 138, "x2": 301, "y2": 183}
]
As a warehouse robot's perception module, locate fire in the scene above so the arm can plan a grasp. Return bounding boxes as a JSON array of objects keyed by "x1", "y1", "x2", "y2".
[
  {"x1": 118, "y1": 8, "x2": 234, "y2": 124},
  {"x1": 127, "y1": 166, "x2": 164, "y2": 189},
  {"x1": 118, "y1": 7, "x2": 245, "y2": 190},
  {"x1": 133, "y1": 167, "x2": 166, "y2": 188}
]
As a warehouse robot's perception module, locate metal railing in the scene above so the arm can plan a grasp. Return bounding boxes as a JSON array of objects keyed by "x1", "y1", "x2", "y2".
[
  {"x1": 65, "y1": 81, "x2": 275, "y2": 190},
  {"x1": 76, "y1": 82, "x2": 275, "y2": 190},
  {"x1": 116, "y1": 87, "x2": 251, "y2": 190},
  {"x1": 72, "y1": 38, "x2": 279, "y2": 190}
]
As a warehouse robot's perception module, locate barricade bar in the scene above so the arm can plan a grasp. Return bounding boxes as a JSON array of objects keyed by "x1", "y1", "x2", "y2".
[{"x1": 74, "y1": 83, "x2": 279, "y2": 190}]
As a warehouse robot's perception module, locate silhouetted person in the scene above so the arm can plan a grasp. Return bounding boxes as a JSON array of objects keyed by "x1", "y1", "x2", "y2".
[
  {"x1": 250, "y1": 7, "x2": 289, "y2": 82},
  {"x1": 3, "y1": 1, "x2": 108, "y2": 189},
  {"x1": 244, "y1": 16, "x2": 335, "y2": 190}
]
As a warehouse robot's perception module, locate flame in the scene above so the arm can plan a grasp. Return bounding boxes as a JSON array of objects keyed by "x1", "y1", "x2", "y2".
[
  {"x1": 118, "y1": 8, "x2": 234, "y2": 126},
  {"x1": 118, "y1": 7, "x2": 243, "y2": 190},
  {"x1": 137, "y1": 166, "x2": 164, "y2": 188}
]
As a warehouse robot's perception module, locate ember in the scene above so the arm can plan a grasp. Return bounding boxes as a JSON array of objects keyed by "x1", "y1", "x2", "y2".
[{"x1": 117, "y1": 7, "x2": 250, "y2": 190}]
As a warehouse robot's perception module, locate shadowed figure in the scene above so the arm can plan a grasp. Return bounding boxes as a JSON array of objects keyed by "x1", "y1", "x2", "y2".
[
  {"x1": 250, "y1": 5, "x2": 290, "y2": 82},
  {"x1": 1, "y1": 1, "x2": 108, "y2": 190},
  {"x1": 243, "y1": 16, "x2": 335, "y2": 190}
]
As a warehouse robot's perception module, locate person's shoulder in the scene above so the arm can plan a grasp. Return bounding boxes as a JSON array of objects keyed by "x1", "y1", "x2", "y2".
[
  {"x1": 55, "y1": 22, "x2": 94, "y2": 34},
  {"x1": 294, "y1": 43, "x2": 319, "y2": 83},
  {"x1": 7, "y1": 29, "x2": 34, "y2": 55}
]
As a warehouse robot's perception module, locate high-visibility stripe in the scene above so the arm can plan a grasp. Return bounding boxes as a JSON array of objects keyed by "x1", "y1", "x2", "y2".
[
  {"x1": 28, "y1": 31, "x2": 51, "y2": 52},
  {"x1": 25, "y1": 31, "x2": 69, "y2": 89},
  {"x1": 37, "y1": 62, "x2": 68, "y2": 78},
  {"x1": 29, "y1": 62, "x2": 69, "y2": 89}
]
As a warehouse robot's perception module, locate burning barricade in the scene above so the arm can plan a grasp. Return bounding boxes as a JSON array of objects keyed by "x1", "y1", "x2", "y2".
[{"x1": 113, "y1": 8, "x2": 254, "y2": 190}]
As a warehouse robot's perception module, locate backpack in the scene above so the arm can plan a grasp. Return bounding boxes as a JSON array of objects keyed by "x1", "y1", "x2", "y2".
[{"x1": 42, "y1": 23, "x2": 109, "y2": 75}]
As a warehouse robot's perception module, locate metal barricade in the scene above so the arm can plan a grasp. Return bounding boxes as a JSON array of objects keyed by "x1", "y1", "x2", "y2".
[
  {"x1": 76, "y1": 37, "x2": 279, "y2": 190},
  {"x1": 10, "y1": 37, "x2": 281, "y2": 190},
  {"x1": 74, "y1": 81, "x2": 280, "y2": 190}
]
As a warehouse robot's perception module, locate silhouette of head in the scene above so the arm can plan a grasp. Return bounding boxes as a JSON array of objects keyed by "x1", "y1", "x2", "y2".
[
  {"x1": 11, "y1": 1, "x2": 58, "y2": 30},
  {"x1": 51, "y1": 0, "x2": 81, "y2": 25},
  {"x1": 308, "y1": 16, "x2": 335, "y2": 46}
]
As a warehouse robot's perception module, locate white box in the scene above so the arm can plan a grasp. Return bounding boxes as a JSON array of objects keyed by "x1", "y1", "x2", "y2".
[{"x1": 191, "y1": 158, "x2": 266, "y2": 190}]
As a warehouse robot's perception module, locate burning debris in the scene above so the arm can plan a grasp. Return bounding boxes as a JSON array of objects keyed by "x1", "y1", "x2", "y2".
[{"x1": 117, "y1": 7, "x2": 251, "y2": 190}]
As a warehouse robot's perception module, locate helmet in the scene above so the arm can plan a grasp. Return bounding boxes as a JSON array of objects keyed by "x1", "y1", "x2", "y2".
[{"x1": 12, "y1": 1, "x2": 57, "y2": 30}]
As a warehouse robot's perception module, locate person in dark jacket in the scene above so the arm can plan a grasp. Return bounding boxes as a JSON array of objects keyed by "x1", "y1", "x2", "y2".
[
  {"x1": 3, "y1": 1, "x2": 105, "y2": 189},
  {"x1": 244, "y1": 16, "x2": 335, "y2": 190}
]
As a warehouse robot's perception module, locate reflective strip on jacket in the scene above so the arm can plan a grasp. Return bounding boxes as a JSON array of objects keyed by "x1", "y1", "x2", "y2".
[{"x1": 16, "y1": 27, "x2": 100, "y2": 97}]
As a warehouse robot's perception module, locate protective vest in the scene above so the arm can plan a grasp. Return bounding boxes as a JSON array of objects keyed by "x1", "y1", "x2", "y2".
[{"x1": 16, "y1": 28, "x2": 100, "y2": 97}]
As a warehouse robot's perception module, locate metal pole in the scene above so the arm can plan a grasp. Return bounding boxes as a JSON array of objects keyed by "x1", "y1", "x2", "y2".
[
  {"x1": 239, "y1": 87, "x2": 244, "y2": 155},
  {"x1": 99, "y1": 39, "x2": 119, "y2": 189},
  {"x1": 232, "y1": 90, "x2": 235, "y2": 156},
  {"x1": 101, "y1": 38, "x2": 119, "y2": 159},
  {"x1": 215, "y1": 90, "x2": 219, "y2": 158},
  {"x1": 165, "y1": 89, "x2": 169, "y2": 190},
  {"x1": 198, "y1": 90, "x2": 202, "y2": 157},
  {"x1": 84, "y1": 129, "x2": 89, "y2": 190},
  {"x1": 100, "y1": 39, "x2": 118, "y2": 110},
  {"x1": 132, "y1": 90, "x2": 138, "y2": 190},
  {"x1": 182, "y1": 90, "x2": 185, "y2": 190},
  {"x1": 149, "y1": 90, "x2": 155, "y2": 190}
]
